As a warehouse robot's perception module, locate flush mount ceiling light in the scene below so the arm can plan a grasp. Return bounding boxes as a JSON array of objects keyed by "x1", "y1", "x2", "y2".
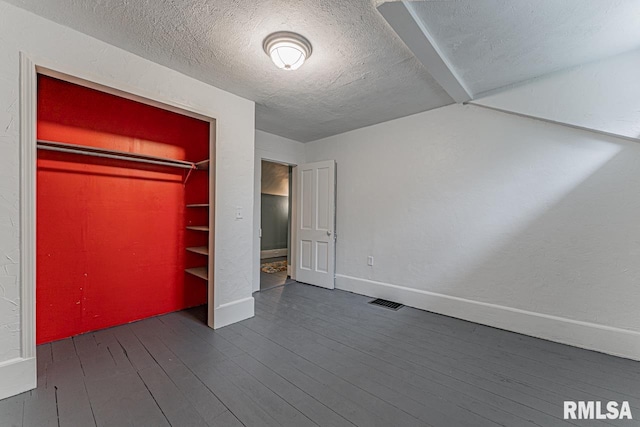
[{"x1": 263, "y1": 31, "x2": 312, "y2": 71}]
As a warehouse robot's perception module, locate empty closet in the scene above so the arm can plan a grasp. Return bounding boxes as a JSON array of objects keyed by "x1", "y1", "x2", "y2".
[{"x1": 36, "y1": 75, "x2": 214, "y2": 344}]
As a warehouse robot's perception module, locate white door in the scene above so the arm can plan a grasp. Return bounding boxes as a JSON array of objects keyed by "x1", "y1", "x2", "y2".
[{"x1": 295, "y1": 160, "x2": 336, "y2": 289}]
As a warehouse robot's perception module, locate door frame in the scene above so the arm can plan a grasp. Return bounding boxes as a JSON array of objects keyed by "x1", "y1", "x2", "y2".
[
  {"x1": 19, "y1": 53, "x2": 219, "y2": 371},
  {"x1": 253, "y1": 156, "x2": 298, "y2": 293}
]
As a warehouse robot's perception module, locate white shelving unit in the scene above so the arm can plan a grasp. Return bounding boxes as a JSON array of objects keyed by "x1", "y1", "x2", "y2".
[
  {"x1": 185, "y1": 158, "x2": 211, "y2": 283},
  {"x1": 186, "y1": 246, "x2": 208, "y2": 256},
  {"x1": 185, "y1": 266, "x2": 208, "y2": 281},
  {"x1": 186, "y1": 225, "x2": 209, "y2": 232},
  {"x1": 195, "y1": 159, "x2": 210, "y2": 170}
]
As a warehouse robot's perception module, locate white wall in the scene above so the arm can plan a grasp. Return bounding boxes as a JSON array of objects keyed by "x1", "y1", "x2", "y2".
[
  {"x1": 0, "y1": 1, "x2": 255, "y2": 399},
  {"x1": 253, "y1": 130, "x2": 306, "y2": 291},
  {"x1": 475, "y1": 48, "x2": 640, "y2": 142},
  {"x1": 306, "y1": 103, "x2": 640, "y2": 360}
]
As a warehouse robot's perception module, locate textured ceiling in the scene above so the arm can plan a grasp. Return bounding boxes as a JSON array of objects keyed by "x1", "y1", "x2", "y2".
[
  {"x1": 7, "y1": 0, "x2": 640, "y2": 142},
  {"x1": 409, "y1": 0, "x2": 640, "y2": 96},
  {"x1": 4, "y1": 0, "x2": 453, "y2": 142}
]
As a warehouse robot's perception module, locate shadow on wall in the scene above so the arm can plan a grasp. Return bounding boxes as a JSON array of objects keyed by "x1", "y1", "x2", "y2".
[
  {"x1": 378, "y1": 135, "x2": 640, "y2": 330},
  {"x1": 329, "y1": 105, "x2": 640, "y2": 334},
  {"x1": 438, "y1": 143, "x2": 640, "y2": 330}
]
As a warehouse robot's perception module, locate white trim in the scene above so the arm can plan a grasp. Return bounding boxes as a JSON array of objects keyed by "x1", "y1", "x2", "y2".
[
  {"x1": 253, "y1": 156, "x2": 262, "y2": 293},
  {"x1": 17, "y1": 54, "x2": 225, "y2": 398},
  {"x1": 254, "y1": 150, "x2": 300, "y2": 292},
  {"x1": 261, "y1": 248, "x2": 288, "y2": 259},
  {"x1": 290, "y1": 165, "x2": 298, "y2": 282},
  {"x1": 0, "y1": 358, "x2": 36, "y2": 401},
  {"x1": 336, "y1": 274, "x2": 640, "y2": 361},
  {"x1": 19, "y1": 53, "x2": 36, "y2": 361},
  {"x1": 207, "y1": 120, "x2": 217, "y2": 329},
  {"x1": 213, "y1": 297, "x2": 255, "y2": 329},
  {"x1": 377, "y1": 1, "x2": 472, "y2": 103},
  {"x1": 32, "y1": 60, "x2": 215, "y2": 123}
]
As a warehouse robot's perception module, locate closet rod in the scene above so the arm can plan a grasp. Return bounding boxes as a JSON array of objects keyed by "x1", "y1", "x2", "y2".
[{"x1": 37, "y1": 140, "x2": 196, "y2": 170}]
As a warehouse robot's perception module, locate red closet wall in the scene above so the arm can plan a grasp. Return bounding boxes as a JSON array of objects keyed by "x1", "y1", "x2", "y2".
[{"x1": 37, "y1": 75, "x2": 209, "y2": 344}]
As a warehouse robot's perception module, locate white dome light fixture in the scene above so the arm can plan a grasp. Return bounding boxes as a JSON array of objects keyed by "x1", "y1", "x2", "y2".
[{"x1": 263, "y1": 31, "x2": 312, "y2": 71}]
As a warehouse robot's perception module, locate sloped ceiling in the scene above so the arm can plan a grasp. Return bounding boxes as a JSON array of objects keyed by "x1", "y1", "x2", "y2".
[{"x1": 406, "y1": 0, "x2": 640, "y2": 96}]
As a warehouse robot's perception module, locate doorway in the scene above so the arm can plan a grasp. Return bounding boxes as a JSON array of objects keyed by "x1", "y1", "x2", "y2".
[{"x1": 260, "y1": 160, "x2": 294, "y2": 291}]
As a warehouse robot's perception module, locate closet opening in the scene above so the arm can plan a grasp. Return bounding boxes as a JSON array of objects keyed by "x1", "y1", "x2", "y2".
[
  {"x1": 259, "y1": 160, "x2": 294, "y2": 291},
  {"x1": 35, "y1": 73, "x2": 216, "y2": 345}
]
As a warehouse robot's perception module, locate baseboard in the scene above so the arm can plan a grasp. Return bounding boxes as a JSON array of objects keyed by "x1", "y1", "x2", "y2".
[
  {"x1": 336, "y1": 274, "x2": 640, "y2": 361},
  {"x1": 213, "y1": 296, "x2": 255, "y2": 329},
  {"x1": 261, "y1": 249, "x2": 287, "y2": 259},
  {"x1": 0, "y1": 357, "x2": 36, "y2": 400}
]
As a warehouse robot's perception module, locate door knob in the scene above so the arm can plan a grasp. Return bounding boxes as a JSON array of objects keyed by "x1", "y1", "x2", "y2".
[{"x1": 327, "y1": 230, "x2": 332, "y2": 236}]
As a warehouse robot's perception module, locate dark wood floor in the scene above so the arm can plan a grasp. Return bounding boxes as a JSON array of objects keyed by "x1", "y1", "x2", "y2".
[
  {"x1": 260, "y1": 270, "x2": 294, "y2": 291},
  {"x1": 1, "y1": 282, "x2": 639, "y2": 427}
]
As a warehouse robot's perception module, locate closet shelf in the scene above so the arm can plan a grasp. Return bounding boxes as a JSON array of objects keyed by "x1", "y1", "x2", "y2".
[
  {"x1": 196, "y1": 159, "x2": 210, "y2": 170},
  {"x1": 185, "y1": 267, "x2": 208, "y2": 281},
  {"x1": 186, "y1": 204, "x2": 209, "y2": 208},
  {"x1": 37, "y1": 140, "x2": 197, "y2": 170},
  {"x1": 186, "y1": 225, "x2": 209, "y2": 232},
  {"x1": 186, "y1": 246, "x2": 208, "y2": 256}
]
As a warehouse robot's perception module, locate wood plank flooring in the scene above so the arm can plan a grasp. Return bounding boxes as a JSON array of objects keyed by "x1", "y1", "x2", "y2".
[
  {"x1": 260, "y1": 270, "x2": 294, "y2": 291},
  {"x1": 1, "y1": 282, "x2": 639, "y2": 426}
]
